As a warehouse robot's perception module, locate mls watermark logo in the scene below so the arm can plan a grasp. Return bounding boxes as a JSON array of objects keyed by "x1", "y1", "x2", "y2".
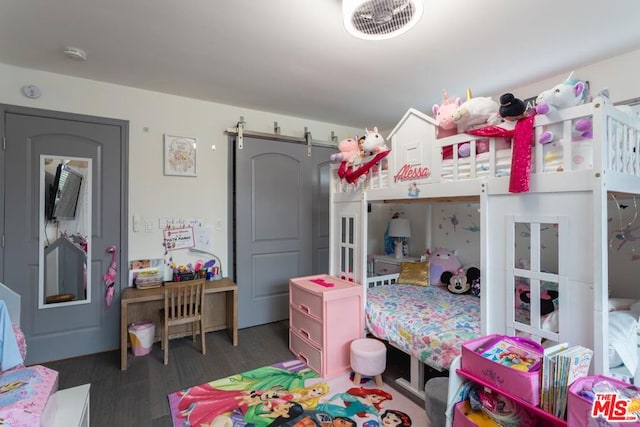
[{"x1": 592, "y1": 393, "x2": 640, "y2": 422}]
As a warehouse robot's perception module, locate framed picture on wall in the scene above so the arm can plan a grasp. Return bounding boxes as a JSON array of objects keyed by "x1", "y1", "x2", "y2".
[{"x1": 164, "y1": 134, "x2": 197, "y2": 177}]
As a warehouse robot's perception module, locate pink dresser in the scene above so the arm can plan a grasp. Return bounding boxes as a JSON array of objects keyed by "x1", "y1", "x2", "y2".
[{"x1": 289, "y1": 274, "x2": 363, "y2": 378}]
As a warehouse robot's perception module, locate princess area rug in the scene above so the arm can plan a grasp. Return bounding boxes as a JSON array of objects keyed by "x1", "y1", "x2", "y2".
[{"x1": 167, "y1": 359, "x2": 429, "y2": 427}]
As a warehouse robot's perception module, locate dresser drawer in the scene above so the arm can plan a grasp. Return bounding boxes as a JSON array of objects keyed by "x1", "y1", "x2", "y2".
[
  {"x1": 374, "y1": 261, "x2": 402, "y2": 275},
  {"x1": 289, "y1": 285, "x2": 323, "y2": 320},
  {"x1": 289, "y1": 329, "x2": 322, "y2": 375},
  {"x1": 290, "y1": 305, "x2": 323, "y2": 349}
]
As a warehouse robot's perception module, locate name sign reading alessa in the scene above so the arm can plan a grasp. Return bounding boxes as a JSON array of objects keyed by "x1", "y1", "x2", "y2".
[{"x1": 393, "y1": 164, "x2": 431, "y2": 182}]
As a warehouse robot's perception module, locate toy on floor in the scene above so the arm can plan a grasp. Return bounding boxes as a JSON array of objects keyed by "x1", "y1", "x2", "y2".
[{"x1": 534, "y1": 73, "x2": 592, "y2": 144}]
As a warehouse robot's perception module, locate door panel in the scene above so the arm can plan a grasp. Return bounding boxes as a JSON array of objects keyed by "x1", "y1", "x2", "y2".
[
  {"x1": 1, "y1": 107, "x2": 127, "y2": 364},
  {"x1": 234, "y1": 138, "x2": 334, "y2": 328}
]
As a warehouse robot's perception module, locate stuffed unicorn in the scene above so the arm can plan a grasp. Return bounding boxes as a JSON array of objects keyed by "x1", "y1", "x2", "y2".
[
  {"x1": 432, "y1": 90, "x2": 461, "y2": 138},
  {"x1": 329, "y1": 137, "x2": 362, "y2": 164},
  {"x1": 361, "y1": 127, "x2": 388, "y2": 154},
  {"x1": 535, "y1": 74, "x2": 592, "y2": 144},
  {"x1": 452, "y1": 96, "x2": 499, "y2": 132}
]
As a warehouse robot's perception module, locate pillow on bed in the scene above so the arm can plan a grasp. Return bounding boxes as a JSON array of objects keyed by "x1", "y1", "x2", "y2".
[
  {"x1": 609, "y1": 310, "x2": 638, "y2": 371},
  {"x1": 397, "y1": 261, "x2": 429, "y2": 286}
]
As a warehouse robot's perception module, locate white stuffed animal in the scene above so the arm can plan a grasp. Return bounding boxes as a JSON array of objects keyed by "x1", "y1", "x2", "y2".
[
  {"x1": 361, "y1": 127, "x2": 388, "y2": 154},
  {"x1": 535, "y1": 75, "x2": 592, "y2": 144},
  {"x1": 452, "y1": 96, "x2": 499, "y2": 132}
]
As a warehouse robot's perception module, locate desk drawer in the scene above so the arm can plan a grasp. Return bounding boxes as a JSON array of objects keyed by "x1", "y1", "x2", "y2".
[
  {"x1": 374, "y1": 261, "x2": 401, "y2": 275},
  {"x1": 289, "y1": 285, "x2": 323, "y2": 320},
  {"x1": 289, "y1": 329, "x2": 322, "y2": 375},
  {"x1": 290, "y1": 305, "x2": 323, "y2": 349}
]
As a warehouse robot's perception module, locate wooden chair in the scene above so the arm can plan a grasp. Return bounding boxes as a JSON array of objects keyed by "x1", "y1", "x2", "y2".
[{"x1": 160, "y1": 279, "x2": 206, "y2": 365}]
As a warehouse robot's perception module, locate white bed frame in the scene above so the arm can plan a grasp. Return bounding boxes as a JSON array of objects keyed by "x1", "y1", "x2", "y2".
[
  {"x1": 329, "y1": 98, "x2": 640, "y2": 399},
  {"x1": 366, "y1": 273, "x2": 430, "y2": 399}
]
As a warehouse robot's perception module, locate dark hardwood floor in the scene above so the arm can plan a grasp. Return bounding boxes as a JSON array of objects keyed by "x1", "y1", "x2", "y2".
[{"x1": 41, "y1": 320, "x2": 429, "y2": 427}]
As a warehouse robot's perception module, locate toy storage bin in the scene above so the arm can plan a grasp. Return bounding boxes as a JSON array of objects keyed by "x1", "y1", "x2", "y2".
[
  {"x1": 0, "y1": 365, "x2": 59, "y2": 427},
  {"x1": 461, "y1": 334, "x2": 543, "y2": 406},
  {"x1": 568, "y1": 375, "x2": 640, "y2": 426},
  {"x1": 128, "y1": 320, "x2": 155, "y2": 356}
]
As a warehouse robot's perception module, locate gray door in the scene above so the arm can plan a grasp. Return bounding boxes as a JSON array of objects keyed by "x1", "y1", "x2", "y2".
[
  {"x1": 234, "y1": 137, "x2": 333, "y2": 328},
  {"x1": 312, "y1": 153, "x2": 332, "y2": 273},
  {"x1": 1, "y1": 106, "x2": 127, "y2": 364}
]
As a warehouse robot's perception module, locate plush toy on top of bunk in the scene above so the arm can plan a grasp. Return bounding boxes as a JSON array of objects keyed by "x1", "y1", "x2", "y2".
[
  {"x1": 452, "y1": 90, "x2": 500, "y2": 158},
  {"x1": 329, "y1": 137, "x2": 362, "y2": 164},
  {"x1": 361, "y1": 127, "x2": 389, "y2": 154},
  {"x1": 534, "y1": 73, "x2": 592, "y2": 144},
  {"x1": 432, "y1": 90, "x2": 461, "y2": 139},
  {"x1": 441, "y1": 267, "x2": 481, "y2": 295},
  {"x1": 333, "y1": 127, "x2": 390, "y2": 185},
  {"x1": 452, "y1": 91, "x2": 499, "y2": 133}
]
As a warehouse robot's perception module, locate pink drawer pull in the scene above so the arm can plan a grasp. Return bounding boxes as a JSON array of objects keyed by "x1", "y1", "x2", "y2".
[
  {"x1": 297, "y1": 353, "x2": 308, "y2": 364},
  {"x1": 299, "y1": 328, "x2": 310, "y2": 339},
  {"x1": 298, "y1": 304, "x2": 311, "y2": 314}
]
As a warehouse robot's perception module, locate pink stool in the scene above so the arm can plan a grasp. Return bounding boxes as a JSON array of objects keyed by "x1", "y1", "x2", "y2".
[{"x1": 350, "y1": 338, "x2": 386, "y2": 386}]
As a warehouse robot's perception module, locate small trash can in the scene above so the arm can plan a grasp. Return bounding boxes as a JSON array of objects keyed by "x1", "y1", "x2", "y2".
[{"x1": 128, "y1": 320, "x2": 155, "y2": 356}]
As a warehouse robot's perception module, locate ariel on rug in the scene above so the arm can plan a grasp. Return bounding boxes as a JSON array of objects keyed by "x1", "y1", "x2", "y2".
[{"x1": 167, "y1": 359, "x2": 429, "y2": 427}]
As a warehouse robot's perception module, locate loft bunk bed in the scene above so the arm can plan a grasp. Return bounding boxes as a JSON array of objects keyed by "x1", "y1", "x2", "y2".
[{"x1": 328, "y1": 97, "x2": 640, "y2": 398}]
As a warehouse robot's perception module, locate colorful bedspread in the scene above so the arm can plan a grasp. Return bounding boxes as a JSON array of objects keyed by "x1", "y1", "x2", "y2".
[{"x1": 365, "y1": 284, "x2": 481, "y2": 371}]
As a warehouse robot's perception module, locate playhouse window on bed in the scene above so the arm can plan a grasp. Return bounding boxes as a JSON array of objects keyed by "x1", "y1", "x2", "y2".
[
  {"x1": 338, "y1": 216, "x2": 356, "y2": 282},
  {"x1": 509, "y1": 217, "x2": 566, "y2": 344}
]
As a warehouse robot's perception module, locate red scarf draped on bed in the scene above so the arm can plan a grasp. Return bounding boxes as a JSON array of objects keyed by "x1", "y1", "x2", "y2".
[
  {"x1": 338, "y1": 150, "x2": 391, "y2": 184},
  {"x1": 465, "y1": 113, "x2": 536, "y2": 193}
]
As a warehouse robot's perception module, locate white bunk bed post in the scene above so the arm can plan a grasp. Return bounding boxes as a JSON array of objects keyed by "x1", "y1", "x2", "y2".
[{"x1": 592, "y1": 99, "x2": 610, "y2": 376}]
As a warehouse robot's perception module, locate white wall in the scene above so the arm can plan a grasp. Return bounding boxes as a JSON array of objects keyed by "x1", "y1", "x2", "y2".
[
  {"x1": 501, "y1": 49, "x2": 640, "y2": 104},
  {"x1": 0, "y1": 63, "x2": 362, "y2": 272}
]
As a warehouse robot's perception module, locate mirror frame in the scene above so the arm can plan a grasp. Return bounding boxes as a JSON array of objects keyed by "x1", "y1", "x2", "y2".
[{"x1": 39, "y1": 155, "x2": 92, "y2": 309}]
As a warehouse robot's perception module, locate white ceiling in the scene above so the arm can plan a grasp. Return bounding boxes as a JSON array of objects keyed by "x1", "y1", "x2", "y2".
[{"x1": 1, "y1": 0, "x2": 640, "y2": 130}]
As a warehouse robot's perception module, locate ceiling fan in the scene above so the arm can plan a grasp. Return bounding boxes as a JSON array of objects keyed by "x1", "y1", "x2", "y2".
[{"x1": 343, "y1": 0, "x2": 424, "y2": 40}]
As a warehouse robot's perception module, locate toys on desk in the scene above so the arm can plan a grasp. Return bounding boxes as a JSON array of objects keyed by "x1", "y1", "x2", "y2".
[{"x1": 170, "y1": 256, "x2": 222, "y2": 282}]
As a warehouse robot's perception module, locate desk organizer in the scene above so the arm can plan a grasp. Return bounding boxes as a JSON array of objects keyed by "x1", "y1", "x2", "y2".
[{"x1": 461, "y1": 334, "x2": 543, "y2": 406}]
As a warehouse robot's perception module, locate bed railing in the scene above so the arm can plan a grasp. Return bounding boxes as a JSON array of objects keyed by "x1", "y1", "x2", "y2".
[
  {"x1": 366, "y1": 273, "x2": 399, "y2": 288},
  {"x1": 331, "y1": 99, "x2": 640, "y2": 194}
]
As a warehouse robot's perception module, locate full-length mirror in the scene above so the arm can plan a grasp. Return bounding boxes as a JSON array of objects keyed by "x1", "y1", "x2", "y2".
[{"x1": 39, "y1": 155, "x2": 92, "y2": 308}]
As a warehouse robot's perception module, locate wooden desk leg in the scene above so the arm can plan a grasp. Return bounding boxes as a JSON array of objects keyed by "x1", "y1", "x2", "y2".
[
  {"x1": 120, "y1": 301, "x2": 128, "y2": 371},
  {"x1": 227, "y1": 289, "x2": 238, "y2": 346}
]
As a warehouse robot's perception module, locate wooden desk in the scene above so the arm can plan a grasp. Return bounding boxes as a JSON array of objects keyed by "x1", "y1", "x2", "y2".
[{"x1": 120, "y1": 278, "x2": 238, "y2": 370}]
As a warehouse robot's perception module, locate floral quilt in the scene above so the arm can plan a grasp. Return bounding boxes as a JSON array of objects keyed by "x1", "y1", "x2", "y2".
[{"x1": 365, "y1": 284, "x2": 480, "y2": 371}]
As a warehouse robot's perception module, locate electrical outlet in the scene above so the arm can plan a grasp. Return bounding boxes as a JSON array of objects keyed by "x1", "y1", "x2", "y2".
[
  {"x1": 144, "y1": 220, "x2": 154, "y2": 232},
  {"x1": 215, "y1": 220, "x2": 223, "y2": 231}
]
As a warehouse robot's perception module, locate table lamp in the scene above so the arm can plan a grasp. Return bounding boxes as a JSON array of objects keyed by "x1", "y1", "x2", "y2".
[{"x1": 388, "y1": 218, "x2": 411, "y2": 259}]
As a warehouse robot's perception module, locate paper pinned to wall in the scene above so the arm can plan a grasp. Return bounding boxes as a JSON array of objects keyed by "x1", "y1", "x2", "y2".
[{"x1": 192, "y1": 224, "x2": 214, "y2": 254}]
